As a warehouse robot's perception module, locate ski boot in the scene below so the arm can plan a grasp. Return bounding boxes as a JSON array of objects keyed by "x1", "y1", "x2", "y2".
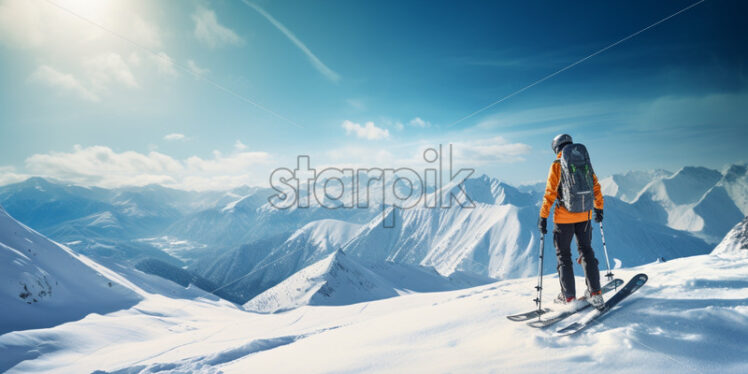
[
  {"x1": 585, "y1": 289, "x2": 604, "y2": 310},
  {"x1": 554, "y1": 293, "x2": 575, "y2": 305}
]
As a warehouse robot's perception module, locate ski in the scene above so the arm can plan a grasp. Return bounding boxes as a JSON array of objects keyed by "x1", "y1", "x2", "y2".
[
  {"x1": 507, "y1": 278, "x2": 622, "y2": 323},
  {"x1": 507, "y1": 307, "x2": 551, "y2": 322},
  {"x1": 526, "y1": 278, "x2": 624, "y2": 328},
  {"x1": 554, "y1": 273, "x2": 648, "y2": 336}
]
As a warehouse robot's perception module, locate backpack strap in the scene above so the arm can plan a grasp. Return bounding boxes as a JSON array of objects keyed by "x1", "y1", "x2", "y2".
[{"x1": 553, "y1": 159, "x2": 563, "y2": 203}]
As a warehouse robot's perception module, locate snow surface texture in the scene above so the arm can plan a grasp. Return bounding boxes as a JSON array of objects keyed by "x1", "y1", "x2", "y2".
[
  {"x1": 0, "y1": 206, "x2": 142, "y2": 334},
  {"x1": 1, "y1": 253, "x2": 746, "y2": 373},
  {"x1": 712, "y1": 216, "x2": 748, "y2": 257}
]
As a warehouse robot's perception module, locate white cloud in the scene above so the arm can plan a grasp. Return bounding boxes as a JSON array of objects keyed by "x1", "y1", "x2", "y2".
[
  {"x1": 234, "y1": 140, "x2": 248, "y2": 151},
  {"x1": 25, "y1": 145, "x2": 183, "y2": 187},
  {"x1": 341, "y1": 120, "x2": 390, "y2": 140},
  {"x1": 151, "y1": 51, "x2": 178, "y2": 76},
  {"x1": 186, "y1": 150, "x2": 270, "y2": 174},
  {"x1": 408, "y1": 117, "x2": 431, "y2": 128},
  {"x1": 187, "y1": 59, "x2": 210, "y2": 77},
  {"x1": 85, "y1": 53, "x2": 138, "y2": 89},
  {"x1": 192, "y1": 6, "x2": 243, "y2": 48},
  {"x1": 23, "y1": 145, "x2": 273, "y2": 190},
  {"x1": 0, "y1": 166, "x2": 29, "y2": 186},
  {"x1": 30, "y1": 65, "x2": 99, "y2": 102},
  {"x1": 164, "y1": 133, "x2": 186, "y2": 141},
  {"x1": 244, "y1": 1, "x2": 340, "y2": 82},
  {"x1": 0, "y1": 0, "x2": 185, "y2": 100},
  {"x1": 30, "y1": 53, "x2": 139, "y2": 102}
]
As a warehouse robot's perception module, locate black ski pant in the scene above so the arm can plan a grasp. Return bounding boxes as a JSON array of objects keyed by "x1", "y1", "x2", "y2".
[{"x1": 553, "y1": 220, "x2": 601, "y2": 299}]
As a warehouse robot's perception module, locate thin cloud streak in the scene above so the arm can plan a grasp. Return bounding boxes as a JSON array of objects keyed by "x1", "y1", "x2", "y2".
[{"x1": 243, "y1": 1, "x2": 341, "y2": 82}]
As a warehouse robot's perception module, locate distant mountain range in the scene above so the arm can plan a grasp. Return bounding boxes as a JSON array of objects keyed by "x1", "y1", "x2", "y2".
[
  {"x1": 604, "y1": 165, "x2": 748, "y2": 242},
  {"x1": 0, "y1": 163, "x2": 745, "y2": 306}
]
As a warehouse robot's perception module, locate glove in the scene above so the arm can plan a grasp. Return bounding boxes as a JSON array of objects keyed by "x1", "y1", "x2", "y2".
[
  {"x1": 538, "y1": 217, "x2": 547, "y2": 234},
  {"x1": 594, "y1": 208, "x2": 603, "y2": 223}
]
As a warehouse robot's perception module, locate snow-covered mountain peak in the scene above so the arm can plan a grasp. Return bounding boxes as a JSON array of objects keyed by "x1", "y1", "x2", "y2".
[
  {"x1": 286, "y1": 219, "x2": 362, "y2": 250},
  {"x1": 243, "y1": 249, "x2": 398, "y2": 313},
  {"x1": 85, "y1": 211, "x2": 121, "y2": 228},
  {"x1": 661, "y1": 166, "x2": 723, "y2": 205},
  {"x1": 242, "y1": 249, "x2": 492, "y2": 314},
  {"x1": 433, "y1": 175, "x2": 533, "y2": 207},
  {"x1": 722, "y1": 163, "x2": 747, "y2": 182},
  {"x1": 712, "y1": 216, "x2": 748, "y2": 257},
  {"x1": 718, "y1": 163, "x2": 748, "y2": 215}
]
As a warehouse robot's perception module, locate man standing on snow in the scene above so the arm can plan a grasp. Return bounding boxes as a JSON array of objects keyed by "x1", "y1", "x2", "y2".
[{"x1": 538, "y1": 134, "x2": 605, "y2": 308}]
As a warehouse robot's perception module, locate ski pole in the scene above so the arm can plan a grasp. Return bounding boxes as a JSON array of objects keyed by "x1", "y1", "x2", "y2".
[
  {"x1": 533, "y1": 233, "x2": 545, "y2": 314},
  {"x1": 598, "y1": 222, "x2": 614, "y2": 284}
]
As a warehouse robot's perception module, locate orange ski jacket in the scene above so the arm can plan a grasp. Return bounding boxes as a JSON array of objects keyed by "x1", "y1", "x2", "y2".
[{"x1": 540, "y1": 152, "x2": 604, "y2": 223}]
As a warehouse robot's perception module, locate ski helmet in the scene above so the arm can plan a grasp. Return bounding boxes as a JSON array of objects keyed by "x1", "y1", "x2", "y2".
[{"x1": 552, "y1": 134, "x2": 572, "y2": 154}]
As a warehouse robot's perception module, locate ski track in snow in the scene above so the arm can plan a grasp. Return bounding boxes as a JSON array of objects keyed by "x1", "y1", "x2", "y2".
[{"x1": 109, "y1": 328, "x2": 339, "y2": 374}]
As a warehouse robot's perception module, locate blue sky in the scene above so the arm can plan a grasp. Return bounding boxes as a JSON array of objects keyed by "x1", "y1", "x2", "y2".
[{"x1": 0, "y1": 0, "x2": 746, "y2": 190}]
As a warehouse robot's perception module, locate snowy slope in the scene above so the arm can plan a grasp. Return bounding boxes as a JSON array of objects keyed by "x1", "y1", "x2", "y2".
[
  {"x1": 0, "y1": 206, "x2": 142, "y2": 334},
  {"x1": 712, "y1": 216, "x2": 748, "y2": 257},
  {"x1": 243, "y1": 250, "x2": 493, "y2": 313},
  {"x1": 2, "y1": 252, "x2": 746, "y2": 373}
]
